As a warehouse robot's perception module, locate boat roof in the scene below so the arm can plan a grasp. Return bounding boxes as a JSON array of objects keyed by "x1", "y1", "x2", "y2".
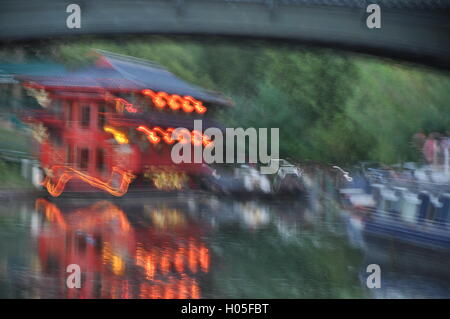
[
  {"x1": 0, "y1": 61, "x2": 66, "y2": 84},
  {"x1": 16, "y1": 50, "x2": 232, "y2": 107}
]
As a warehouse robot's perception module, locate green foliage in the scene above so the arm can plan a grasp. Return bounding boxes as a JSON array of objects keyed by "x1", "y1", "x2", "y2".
[
  {"x1": 0, "y1": 160, "x2": 31, "y2": 188},
  {"x1": 216, "y1": 45, "x2": 361, "y2": 162},
  {"x1": 48, "y1": 36, "x2": 212, "y2": 87},
  {"x1": 0, "y1": 127, "x2": 30, "y2": 154},
  {"x1": 339, "y1": 61, "x2": 450, "y2": 164},
  {"x1": 8, "y1": 36, "x2": 450, "y2": 165},
  {"x1": 216, "y1": 46, "x2": 450, "y2": 165},
  {"x1": 0, "y1": 128, "x2": 32, "y2": 188}
]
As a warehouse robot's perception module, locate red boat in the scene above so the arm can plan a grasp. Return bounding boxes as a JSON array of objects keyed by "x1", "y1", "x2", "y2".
[{"x1": 17, "y1": 50, "x2": 232, "y2": 196}]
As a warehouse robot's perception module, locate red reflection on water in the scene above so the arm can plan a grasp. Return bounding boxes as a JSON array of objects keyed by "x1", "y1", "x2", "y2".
[{"x1": 35, "y1": 199, "x2": 210, "y2": 299}]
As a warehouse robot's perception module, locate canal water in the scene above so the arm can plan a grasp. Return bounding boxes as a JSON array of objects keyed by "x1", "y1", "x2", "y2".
[{"x1": 0, "y1": 192, "x2": 449, "y2": 298}]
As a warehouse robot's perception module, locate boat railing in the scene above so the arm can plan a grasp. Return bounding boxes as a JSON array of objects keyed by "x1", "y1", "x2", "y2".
[
  {"x1": 365, "y1": 168, "x2": 449, "y2": 194},
  {"x1": 363, "y1": 205, "x2": 450, "y2": 230}
]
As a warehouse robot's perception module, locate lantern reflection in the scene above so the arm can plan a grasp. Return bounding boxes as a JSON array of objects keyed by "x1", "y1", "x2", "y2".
[{"x1": 34, "y1": 198, "x2": 210, "y2": 299}]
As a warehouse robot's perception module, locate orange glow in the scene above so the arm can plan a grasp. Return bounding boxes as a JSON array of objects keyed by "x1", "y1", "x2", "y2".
[
  {"x1": 176, "y1": 128, "x2": 190, "y2": 145},
  {"x1": 152, "y1": 172, "x2": 189, "y2": 190},
  {"x1": 188, "y1": 240, "x2": 198, "y2": 274},
  {"x1": 160, "y1": 250, "x2": 171, "y2": 275},
  {"x1": 153, "y1": 126, "x2": 175, "y2": 144},
  {"x1": 111, "y1": 255, "x2": 125, "y2": 276},
  {"x1": 104, "y1": 125, "x2": 129, "y2": 144},
  {"x1": 151, "y1": 285, "x2": 162, "y2": 299},
  {"x1": 35, "y1": 198, "x2": 68, "y2": 230},
  {"x1": 132, "y1": 239, "x2": 209, "y2": 299},
  {"x1": 125, "y1": 105, "x2": 138, "y2": 113},
  {"x1": 68, "y1": 201, "x2": 132, "y2": 232},
  {"x1": 199, "y1": 246, "x2": 210, "y2": 273},
  {"x1": 163, "y1": 282, "x2": 175, "y2": 299},
  {"x1": 141, "y1": 89, "x2": 207, "y2": 114},
  {"x1": 135, "y1": 242, "x2": 209, "y2": 275},
  {"x1": 191, "y1": 279, "x2": 201, "y2": 299},
  {"x1": 121, "y1": 281, "x2": 131, "y2": 299},
  {"x1": 139, "y1": 278, "x2": 200, "y2": 299},
  {"x1": 181, "y1": 99, "x2": 194, "y2": 113},
  {"x1": 36, "y1": 200, "x2": 132, "y2": 234},
  {"x1": 191, "y1": 130, "x2": 203, "y2": 147},
  {"x1": 177, "y1": 278, "x2": 189, "y2": 299},
  {"x1": 155, "y1": 92, "x2": 169, "y2": 108},
  {"x1": 141, "y1": 89, "x2": 154, "y2": 97},
  {"x1": 114, "y1": 97, "x2": 137, "y2": 114},
  {"x1": 185, "y1": 96, "x2": 207, "y2": 114},
  {"x1": 149, "y1": 208, "x2": 186, "y2": 229},
  {"x1": 168, "y1": 95, "x2": 183, "y2": 110},
  {"x1": 43, "y1": 166, "x2": 135, "y2": 197},
  {"x1": 34, "y1": 196, "x2": 210, "y2": 299},
  {"x1": 145, "y1": 255, "x2": 156, "y2": 280},
  {"x1": 174, "y1": 247, "x2": 185, "y2": 273},
  {"x1": 136, "y1": 125, "x2": 213, "y2": 147},
  {"x1": 137, "y1": 125, "x2": 161, "y2": 144}
]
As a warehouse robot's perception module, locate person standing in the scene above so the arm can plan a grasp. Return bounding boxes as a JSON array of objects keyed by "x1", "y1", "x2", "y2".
[
  {"x1": 423, "y1": 133, "x2": 438, "y2": 165},
  {"x1": 441, "y1": 132, "x2": 450, "y2": 174}
]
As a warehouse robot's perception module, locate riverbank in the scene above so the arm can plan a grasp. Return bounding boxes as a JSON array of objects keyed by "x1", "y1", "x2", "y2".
[{"x1": 0, "y1": 157, "x2": 37, "y2": 199}]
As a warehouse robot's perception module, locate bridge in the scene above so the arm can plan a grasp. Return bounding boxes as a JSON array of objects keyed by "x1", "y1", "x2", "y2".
[{"x1": 0, "y1": 0, "x2": 449, "y2": 70}]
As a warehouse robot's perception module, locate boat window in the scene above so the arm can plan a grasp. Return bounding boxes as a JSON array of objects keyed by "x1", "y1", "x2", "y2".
[
  {"x1": 48, "y1": 128, "x2": 62, "y2": 147},
  {"x1": 66, "y1": 102, "x2": 73, "y2": 126},
  {"x1": 79, "y1": 148, "x2": 89, "y2": 170},
  {"x1": 52, "y1": 99, "x2": 63, "y2": 119},
  {"x1": 81, "y1": 105, "x2": 90, "y2": 128},
  {"x1": 96, "y1": 148, "x2": 105, "y2": 171},
  {"x1": 98, "y1": 104, "x2": 106, "y2": 129},
  {"x1": 66, "y1": 145, "x2": 72, "y2": 165}
]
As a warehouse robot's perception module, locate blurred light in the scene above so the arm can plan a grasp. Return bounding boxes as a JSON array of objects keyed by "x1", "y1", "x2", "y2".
[
  {"x1": 153, "y1": 126, "x2": 175, "y2": 144},
  {"x1": 151, "y1": 171, "x2": 188, "y2": 190},
  {"x1": 113, "y1": 97, "x2": 138, "y2": 114},
  {"x1": 111, "y1": 255, "x2": 125, "y2": 276},
  {"x1": 43, "y1": 165, "x2": 135, "y2": 197},
  {"x1": 137, "y1": 125, "x2": 161, "y2": 144},
  {"x1": 137, "y1": 125, "x2": 213, "y2": 147},
  {"x1": 141, "y1": 89, "x2": 207, "y2": 114},
  {"x1": 104, "y1": 125, "x2": 129, "y2": 144},
  {"x1": 35, "y1": 198, "x2": 68, "y2": 230}
]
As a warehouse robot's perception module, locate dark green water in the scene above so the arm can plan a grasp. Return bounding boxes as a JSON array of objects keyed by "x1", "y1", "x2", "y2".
[{"x1": 0, "y1": 194, "x2": 448, "y2": 299}]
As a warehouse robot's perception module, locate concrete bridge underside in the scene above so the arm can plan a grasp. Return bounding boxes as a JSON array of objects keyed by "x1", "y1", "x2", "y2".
[{"x1": 0, "y1": 0, "x2": 449, "y2": 70}]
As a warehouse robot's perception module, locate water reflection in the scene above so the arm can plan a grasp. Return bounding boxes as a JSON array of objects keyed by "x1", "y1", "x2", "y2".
[
  {"x1": 0, "y1": 194, "x2": 368, "y2": 299},
  {"x1": 3, "y1": 193, "x2": 450, "y2": 298},
  {"x1": 344, "y1": 212, "x2": 450, "y2": 298},
  {"x1": 33, "y1": 198, "x2": 210, "y2": 299}
]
